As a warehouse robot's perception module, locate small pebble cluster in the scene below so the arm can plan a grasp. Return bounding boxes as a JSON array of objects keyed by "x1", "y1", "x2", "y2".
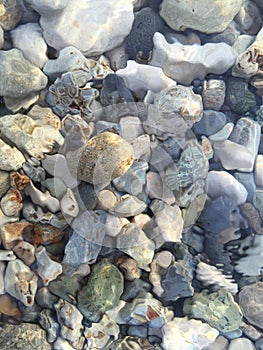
[{"x1": 0, "y1": 0, "x2": 263, "y2": 350}]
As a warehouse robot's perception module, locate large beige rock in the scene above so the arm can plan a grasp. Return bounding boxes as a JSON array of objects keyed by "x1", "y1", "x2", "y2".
[{"x1": 160, "y1": 0, "x2": 243, "y2": 34}]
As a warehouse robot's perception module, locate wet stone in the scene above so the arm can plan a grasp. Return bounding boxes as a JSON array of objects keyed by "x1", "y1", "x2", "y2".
[
  {"x1": 183, "y1": 289, "x2": 243, "y2": 332},
  {"x1": 49, "y1": 273, "x2": 85, "y2": 304},
  {"x1": 0, "y1": 323, "x2": 51, "y2": 350},
  {"x1": 77, "y1": 259, "x2": 124, "y2": 322}
]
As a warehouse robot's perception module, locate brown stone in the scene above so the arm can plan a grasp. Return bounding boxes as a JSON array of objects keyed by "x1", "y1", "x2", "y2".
[
  {"x1": 24, "y1": 224, "x2": 65, "y2": 246},
  {"x1": 10, "y1": 171, "x2": 30, "y2": 190},
  {"x1": 0, "y1": 222, "x2": 33, "y2": 249},
  {"x1": 0, "y1": 294, "x2": 21, "y2": 321}
]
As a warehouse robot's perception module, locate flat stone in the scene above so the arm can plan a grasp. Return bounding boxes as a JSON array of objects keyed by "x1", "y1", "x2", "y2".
[
  {"x1": 229, "y1": 338, "x2": 256, "y2": 350},
  {"x1": 160, "y1": 0, "x2": 243, "y2": 34}
]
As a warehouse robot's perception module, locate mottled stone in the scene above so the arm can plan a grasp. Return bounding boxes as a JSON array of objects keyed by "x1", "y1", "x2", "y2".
[
  {"x1": 225, "y1": 77, "x2": 257, "y2": 114},
  {"x1": 1, "y1": 187, "x2": 23, "y2": 217},
  {"x1": 0, "y1": 323, "x2": 51, "y2": 350},
  {"x1": 0, "y1": 49, "x2": 47, "y2": 98},
  {"x1": 77, "y1": 132, "x2": 134, "y2": 187},
  {"x1": 0, "y1": 221, "x2": 33, "y2": 250},
  {"x1": 165, "y1": 141, "x2": 209, "y2": 191},
  {"x1": 116, "y1": 256, "x2": 141, "y2": 281},
  {"x1": 49, "y1": 273, "x2": 85, "y2": 304},
  {"x1": 202, "y1": 79, "x2": 226, "y2": 111},
  {"x1": 0, "y1": 293, "x2": 21, "y2": 321},
  {"x1": 150, "y1": 33, "x2": 236, "y2": 85},
  {"x1": 183, "y1": 289, "x2": 243, "y2": 332},
  {"x1": 13, "y1": 241, "x2": 35, "y2": 266},
  {"x1": 0, "y1": 0, "x2": 22, "y2": 30},
  {"x1": 77, "y1": 260, "x2": 124, "y2": 322},
  {"x1": 35, "y1": 286, "x2": 59, "y2": 309},
  {"x1": 39, "y1": 309, "x2": 60, "y2": 344},
  {"x1": 0, "y1": 171, "x2": 10, "y2": 199},
  {"x1": 160, "y1": 0, "x2": 243, "y2": 33},
  {"x1": 162, "y1": 317, "x2": 219, "y2": 350},
  {"x1": 0, "y1": 138, "x2": 25, "y2": 171},
  {"x1": 109, "y1": 194, "x2": 147, "y2": 217},
  {"x1": 119, "y1": 291, "x2": 173, "y2": 328},
  {"x1": 116, "y1": 223, "x2": 155, "y2": 271}
]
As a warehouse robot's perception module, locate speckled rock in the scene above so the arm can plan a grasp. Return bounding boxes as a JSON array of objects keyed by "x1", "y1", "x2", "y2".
[
  {"x1": 238, "y1": 282, "x2": 263, "y2": 329},
  {"x1": 125, "y1": 7, "x2": 166, "y2": 62},
  {"x1": 77, "y1": 132, "x2": 134, "y2": 187},
  {"x1": 160, "y1": 0, "x2": 243, "y2": 34},
  {"x1": 202, "y1": 79, "x2": 226, "y2": 111},
  {"x1": 0, "y1": 138, "x2": 25, "y2": 171},
  {"x1": 0, "y1": 323, "x2": 51, "y2": 350},
  {"x1": 183, "y1": 289, "x2": 243, "y2": 332},
  {"x1": 77, "y1": 259, "x2": 124, "y2": 322},
  {"x1": 0, "y1": 49, "x2": 48, "y2": 98},
  {"x1": 225, "y1": 77, "x2": 257, "y2": 114},
  {"x1": 40, "y1": 0, "x2": 134, "y2": 56},
  {"x1": 0, "y1": 171, "x2": 10, "y2": 198},
  {"x1": 0, "y1": 0, "x2": 22, "y2": 30}
]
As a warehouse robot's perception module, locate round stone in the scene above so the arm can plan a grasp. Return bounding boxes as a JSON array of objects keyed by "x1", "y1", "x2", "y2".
[
  {"x1": 229, "y1": 338, "x2": 256, "y2": 350},
  {"x1": 77, "y1": 131, "x2": 134, "y2": 186},
  {"x1": 239, "y1": 282, "x2": 263, "y2": 329}
]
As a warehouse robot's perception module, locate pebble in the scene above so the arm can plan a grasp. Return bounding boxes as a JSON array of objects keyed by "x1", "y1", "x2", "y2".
[
  {"x1": 0, "y1": 323, "x2": 51, "y2": 350},
  {"x1": 238, "y1": 282, "x2": 263, "y2": 329},
  {"x1": 10, "y1": 23, "x2": 48, "y2": 68},
  {"x1": 183, "y1": 289, "x2": 243, "y2": 332},
  {"x1": 77, "y1": 131, "x2": 134, "y2": 187},
  {"x1": 0, "y1": 0, "x2": 22, "y2": 30},
  {"x1": 206, "y1": 171, "x2": 248, "y2": 205},
  {"x1": 150, "y1": 32, "x2": 237, "y2": 85},
  {"x1": 40, "y1": 0, "x2": 134, "y2": 56},
  {"x1": 35, "y1": 245, "x2": 62, "y2": 285},
  {"x1": 209, "y1": 122, "x2": 234, "y2": 142},
  {"x1": 235, "y1": 0, "x2": 262, "y2": 35},
  {"x1": 160, "y1": 0, "x2": 243, "y2": 33},
  {"x1": 202, "y1": 78, "x2": 226, "y2": 111},
  {"x1": 193, "y1": 110, "x2": 226, "y2": 136},
  {"x1": 0, "y1": 138, "x2": 25, "y2": 171},
  {"x1": 228, "y1": 338, "x2": 256, "y2": 350},
  {"x1": 254, "y1": 155, "x2": 263, "y2": 186},
  {"x1": 0, "y1": 170, "x2": 10, "y2": 199},
  {"x1": 77, "y1": 259, "x2": 124, "y2": 322}
]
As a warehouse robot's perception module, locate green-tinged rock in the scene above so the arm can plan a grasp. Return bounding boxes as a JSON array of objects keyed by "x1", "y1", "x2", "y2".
[
  {"x1": 77, "y1": 259, "x2": 124, "y2": 322},
  {"x1": 49, "y1": 274, "x2": 85, "y2": 304},
  {"x1": 183, "y1": 289, "x2": 243, "y2": 332}
]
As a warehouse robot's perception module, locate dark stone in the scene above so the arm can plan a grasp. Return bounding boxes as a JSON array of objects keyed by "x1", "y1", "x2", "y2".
[
  {"x1": 100, "y1": 74, "x2": 134, "y2": 107},
  {"x1": 225, "y1": 77, "x2": 257, "y2": 114},
  {"x1": 256, "y1": 337, "x2": 263, "y2": 350},
  {"x1": 197, "y1": 195, "x2": 239, "y2": 234},
  {"x1": 121, "y1": 279, "x2": 152, "y2": 301},
  {"x1": 125, "y1": 7, "x2": 166, "y2": 62},
  {"x1": 49, "y1": 274, "x2": 85, "y2": 303},
  {"x1": 193, "y1": 110, "x2": 226, "y2": 136}
]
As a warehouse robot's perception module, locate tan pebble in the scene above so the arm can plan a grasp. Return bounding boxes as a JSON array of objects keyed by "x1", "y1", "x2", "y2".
[
  {"x1": 24, "y1": 223, "x2": 65, "y2": 246},
  {"x1": 0, "y1": 294, "x2": 21, "y2": 321},
  {"x1": 13, "y1": 241, "x2": 35, "y2": 266},
  {"x1": 116, "y1": 255, "x2": 141, "y2": 280},
  {"x1": 97, "y1": 189, "x2": 117, "y2": 210},
  {"x1": 77, "y1": 131, "x2": 134, "y2": 185},
  {"x1": 132, "y1": 213, "x2": 152, "y2": 230}
]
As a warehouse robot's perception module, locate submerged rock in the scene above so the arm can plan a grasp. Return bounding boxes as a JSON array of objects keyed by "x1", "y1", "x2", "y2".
[
  {"x1": 77, "y1": 259, "x2": 124, "y2": 322},
  {"x1": 183, "y1": 289, "x2": 243, "y2": 332}
]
